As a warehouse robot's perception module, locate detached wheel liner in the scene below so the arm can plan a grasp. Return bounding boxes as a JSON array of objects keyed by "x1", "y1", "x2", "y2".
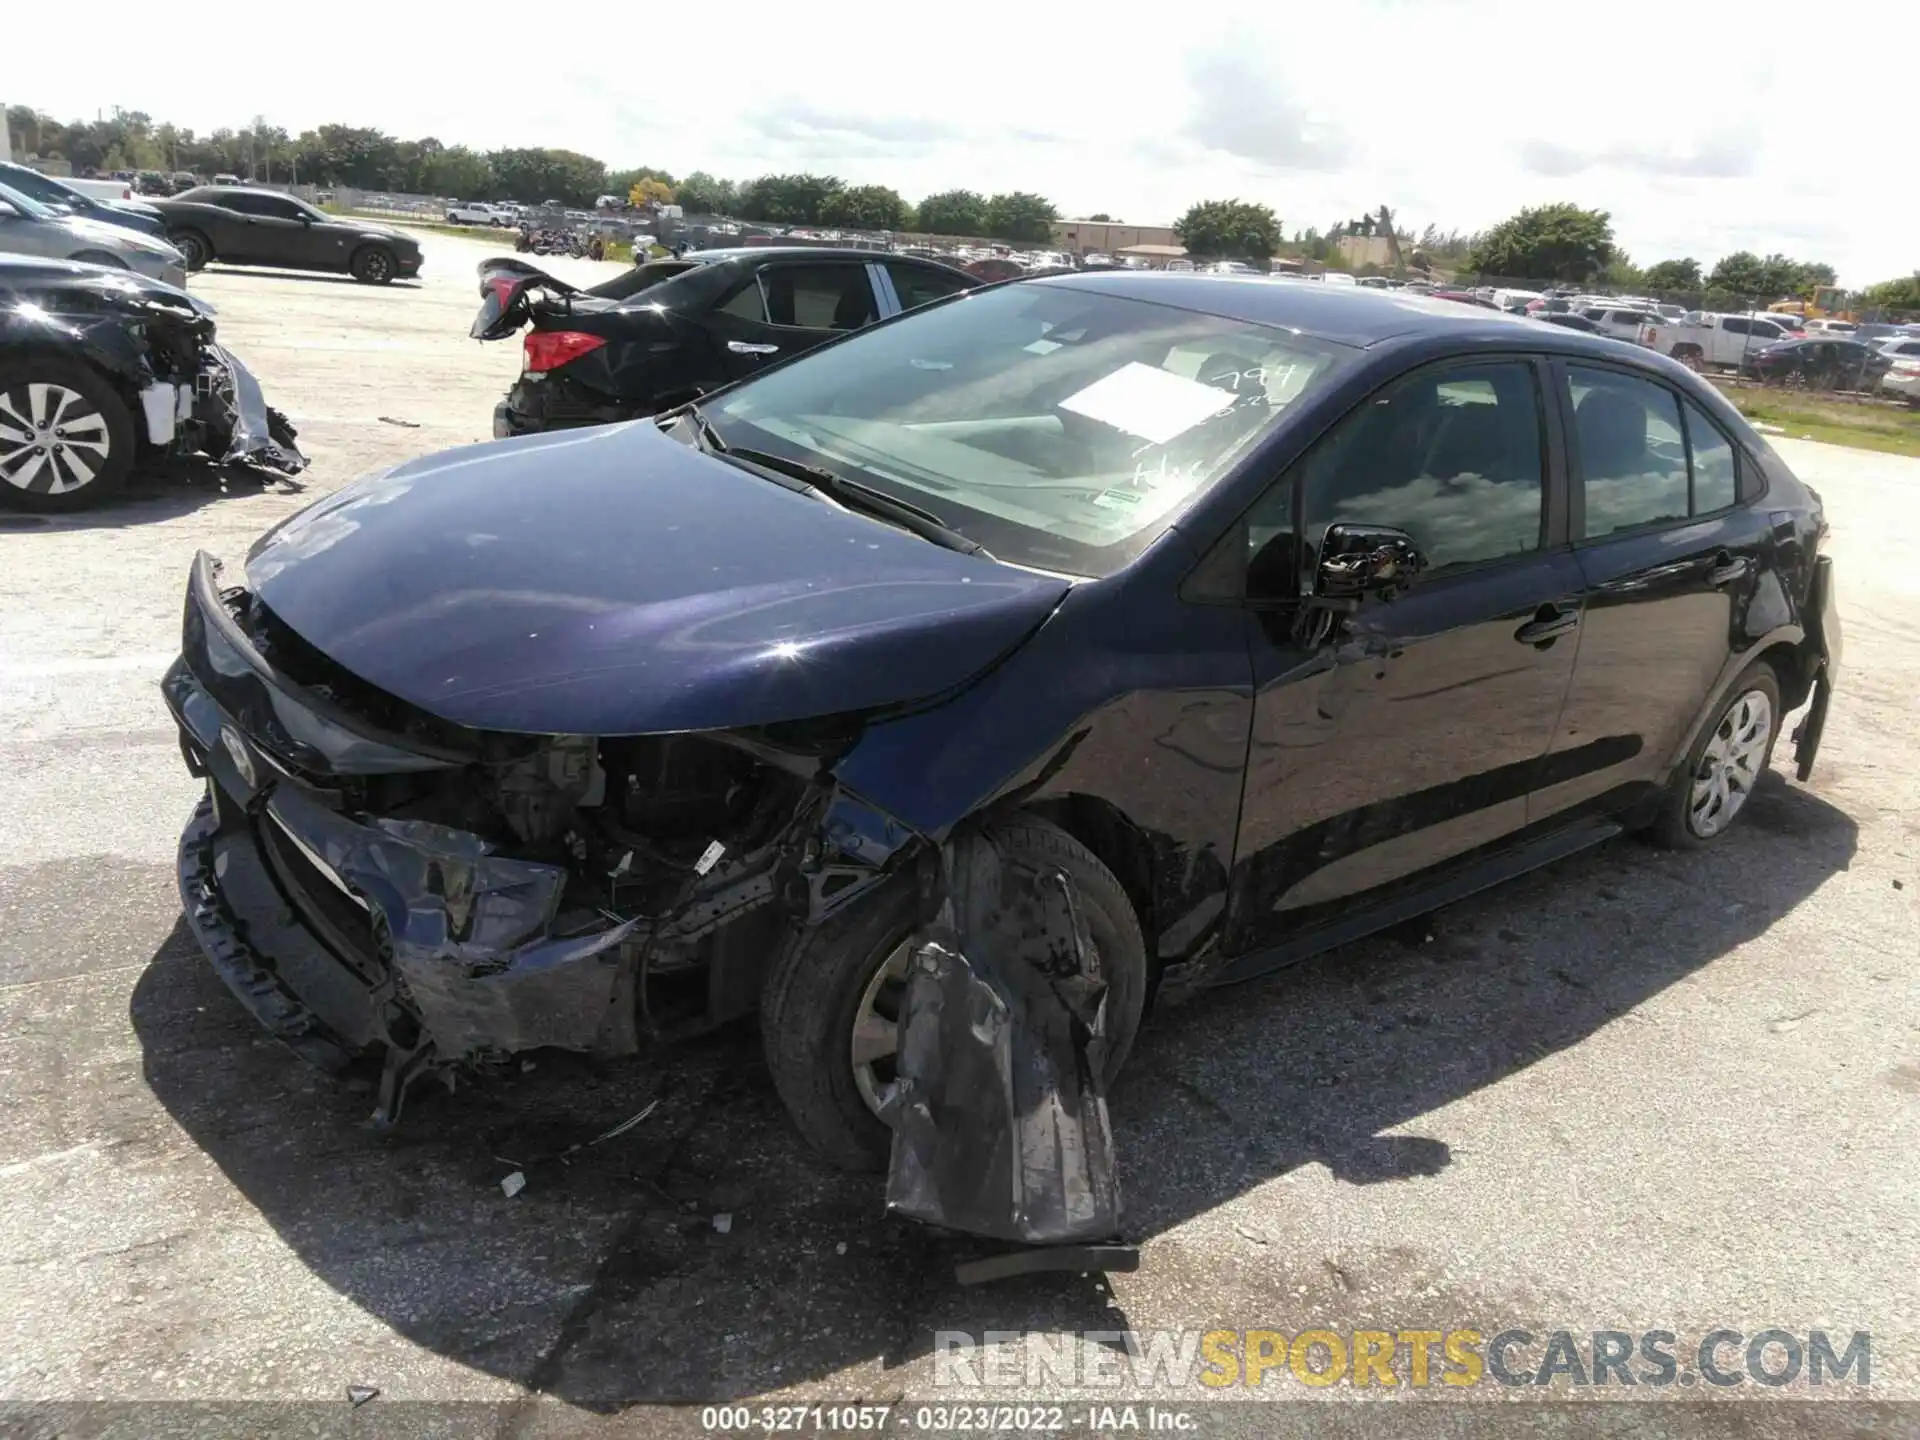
[{"x1": 760, "y1": 814, "x2": 1149, "y2": 1172}]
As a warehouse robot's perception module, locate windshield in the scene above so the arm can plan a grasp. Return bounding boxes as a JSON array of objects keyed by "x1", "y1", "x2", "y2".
[
  {"x1": 709, "y1": 282, "x2": 1349, "y2": 576},
  {"x1": 0, "y1": 180, "x2": 57, "y2": 220}
]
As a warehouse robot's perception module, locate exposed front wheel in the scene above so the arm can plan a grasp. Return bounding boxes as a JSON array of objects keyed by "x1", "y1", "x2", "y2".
[
  {"x1": 759, "y1": 816, "x2": 1149, "y2": 1172},
  {"x1": 0, "y1": 359, "x2": 136, "y2": 512},
  {"x1": 350, "y1": 245, "x2": 396, "y2": 284},
  {"x1": 169, "y1": 229, "x2": 212, "y2": 270}
]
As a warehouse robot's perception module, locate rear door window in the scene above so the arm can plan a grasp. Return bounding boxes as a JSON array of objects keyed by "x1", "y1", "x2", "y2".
[
  {"x1": 759, "y1": 263, "x2": 878, "y2": 330},
  {"x1": 1567, "y1": 367, "x2": 1698, "y2": 537}
]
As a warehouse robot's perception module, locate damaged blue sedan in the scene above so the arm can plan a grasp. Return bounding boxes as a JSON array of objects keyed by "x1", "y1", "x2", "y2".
[{"x1": 163, "y1": 274, "x2": 1838, "y2": 1170}]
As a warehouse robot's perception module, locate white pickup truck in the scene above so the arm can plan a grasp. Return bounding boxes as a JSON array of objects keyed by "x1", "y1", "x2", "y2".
[
  {"x1": 445, "y1": 201, "x2": 510, "y2": 226},
  {"x1": 1640, "y1": 312, "x2": 1798, "y2": 370}
]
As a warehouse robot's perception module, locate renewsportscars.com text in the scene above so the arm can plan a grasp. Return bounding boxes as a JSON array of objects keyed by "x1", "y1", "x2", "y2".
[{"x1": 934, "y1": 1328, "x2": 1871, "y2": 1390}]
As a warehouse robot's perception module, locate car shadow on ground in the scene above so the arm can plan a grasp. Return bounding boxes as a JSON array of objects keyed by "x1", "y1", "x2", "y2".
[
  {"x1": 197, "y1": 266, "x2": 422, "y2": 289},
  {"x1": 129, "y1": 773, "x2": 1856, "y2": 1409},
  {"x1": 0, "y1": 461, "x2": 309, "y2": 531}
]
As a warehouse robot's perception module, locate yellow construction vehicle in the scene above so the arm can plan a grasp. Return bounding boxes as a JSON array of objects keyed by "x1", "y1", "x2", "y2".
[{"x1": 1768, "y1": 286, "x2": 1857, "y2": 322}]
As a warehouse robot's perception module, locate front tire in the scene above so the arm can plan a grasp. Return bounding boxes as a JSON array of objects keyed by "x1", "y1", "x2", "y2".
[
  {"x1": 0, "y1": 358, "x2": 136, "y2": 512},
  {"x1": 760, "y1": 815, "x2": 1149, "y2": 1172},
  {"x1": 1649, "y1": 661, "x2": 1782, "y2": 849},
  {"x1": 169, "y1": 229, "x2": 212, "y2": 271},
  {"x1": 350, "y1": 245, "x2": 396, "y2": 284}
]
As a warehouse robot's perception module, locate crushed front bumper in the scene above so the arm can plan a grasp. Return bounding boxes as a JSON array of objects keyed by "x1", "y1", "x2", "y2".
[{"x1": 161, "y1": 556, "x2": 647, "y2": 1110}]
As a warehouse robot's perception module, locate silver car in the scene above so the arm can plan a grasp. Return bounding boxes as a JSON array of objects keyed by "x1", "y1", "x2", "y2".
[{"x1": 0, "y1": 181, "x2": 188, "y2": 288}]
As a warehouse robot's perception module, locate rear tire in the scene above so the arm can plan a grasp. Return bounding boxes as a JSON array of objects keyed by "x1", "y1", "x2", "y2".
[
  {"x1": 169, "y1": 229, "x2": 212, "y2": 271},
  {"x1": 1648, "y1": 661, "x2": 1782, "y2": 850},
  {"x1": 760, "y1": 815, "x2": 1149, "y2": 1172},
  {"x1": 0, "y1": 358, "x2": 137, "y2": 512},
  {"x1": 350, "y1": 245, "x2": 396, "y2": 284}
]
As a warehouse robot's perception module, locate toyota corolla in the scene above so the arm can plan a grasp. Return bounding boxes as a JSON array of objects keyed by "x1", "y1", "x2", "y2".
[{"x1": 161, "y1": 274, "x2": 1838, "y2": 1169}]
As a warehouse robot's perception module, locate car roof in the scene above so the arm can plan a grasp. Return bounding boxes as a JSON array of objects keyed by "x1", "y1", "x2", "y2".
[{"x1": 1032, "y1": 270, "x2": 1646, "y2": 352}]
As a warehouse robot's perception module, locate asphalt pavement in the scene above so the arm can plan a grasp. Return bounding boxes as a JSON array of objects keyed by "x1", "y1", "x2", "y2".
[{"x1": 0, "y1": 232, "x2": 1915, "y2": 1435}]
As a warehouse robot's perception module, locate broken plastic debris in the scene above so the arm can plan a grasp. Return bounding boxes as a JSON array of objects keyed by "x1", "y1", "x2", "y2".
[
  {"x1": 712, "y1": 1212, "x2": 733, "y2": 1234},
  {"x1": 501, "y1": 1170, "x2": 527, "y2": 1198},
  {"x1": 835, "y1": 1241, "x2": 848, "y2": 1255},
  {"x1": 581, "y1": 1099, "x2": 659, "y2": 1150},
  {"x1": 347, "y1": 1385, "x2": 380, "y2": 1407},
  {"x1": 1235, "y1": 1221, "x2": 1271, "y2": 1246},
  {"x1": 695, "y1": 840, "x2": 726, "y2": 876},
  {"x1": 377, "y1": 415, "x2": 421, "y2": 427}
]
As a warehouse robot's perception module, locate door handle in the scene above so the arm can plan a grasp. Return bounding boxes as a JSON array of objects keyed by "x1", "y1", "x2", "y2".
[
  {"x1": 727, "y1": 341, "x2": 779, "y2": 355},
  {"x1": 1514, "y1": 604, "x2": 1580, "y2": 647},
  {"x1": 1707, "y1": 552, "x2": 1750, "y2": 587}
]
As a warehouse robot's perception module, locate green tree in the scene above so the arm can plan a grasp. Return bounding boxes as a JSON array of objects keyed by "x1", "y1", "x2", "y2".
[
  {"x1": 486, "y1": 147, "x2": 607, "y2": 207},
  {"x1": 983, "y1": 191, "x2": 1059, "y2": 243},
  {"x1": 1174, "y1": 199, "x2": 1282, "y2": 264},
  {"x1": 1706, "y1": 250, "x2": 1769, "y2": 296},
  {"x1": 821, "y1": 183, "x2": 908, "y2": 231},
  {"x1": 1603, "y1": 252, "x2": 1644, "y2": 289},
  {"x1": 1641, "y1": 257, "x2": 1703, "y2": 291},
  {"x1": 1863, "y1": 273, "x2": 1920, "y2": 310},
  {"x1": 674, "y1": 170, "x2": 737, "y2": 215},
  {"x1": 914, "y1": 189, "x2": 988, "y2": 236},
  {"x1": 736, "y1": 173, "x2": 844, "y2": 224},
  {"x1": 1086, "y1": 212, "x2": 1113, "y2": 222},
  {"x1": 1466, "y1": 202, "x2": 1615, "y2": 281}
]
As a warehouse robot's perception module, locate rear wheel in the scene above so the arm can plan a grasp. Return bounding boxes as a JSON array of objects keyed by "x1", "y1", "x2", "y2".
[
  {"x1": 350, "y1": 245, "x2": 396, "y2": 284},
  {"x1": 0, "y1": 359, "x2": 136, "y2": 512},
  {"x1": 1648, "y1": 662, "x2": 1782, "y2": 849},
  {"x1": 760, "y1": 815, "x2": 1149, "y2": 1171}
]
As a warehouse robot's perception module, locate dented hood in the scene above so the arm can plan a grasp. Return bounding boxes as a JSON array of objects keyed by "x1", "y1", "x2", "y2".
[{"x1": 243, "y1": 422, "x2": 1069, "y2": 735}]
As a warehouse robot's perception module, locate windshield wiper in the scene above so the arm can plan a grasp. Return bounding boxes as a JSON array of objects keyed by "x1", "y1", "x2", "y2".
[{"x1": 720, "y1": 444, "x2": 994, "y2": 559}]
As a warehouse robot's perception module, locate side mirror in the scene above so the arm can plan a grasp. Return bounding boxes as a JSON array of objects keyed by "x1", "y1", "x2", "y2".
[{"x1": 1314, "y1": 523, "x2": 1427, "y2": 603}]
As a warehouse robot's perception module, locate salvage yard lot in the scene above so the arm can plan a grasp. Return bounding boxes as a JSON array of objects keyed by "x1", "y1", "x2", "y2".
[{"x1": 1, "y1": 229, "x2": 1917, "y2": 1430}]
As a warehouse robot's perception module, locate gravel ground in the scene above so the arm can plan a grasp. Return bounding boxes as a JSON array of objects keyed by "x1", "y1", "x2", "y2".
[{"x1": 0, "y1": 231, "x2": 1914, "y2": 1436}]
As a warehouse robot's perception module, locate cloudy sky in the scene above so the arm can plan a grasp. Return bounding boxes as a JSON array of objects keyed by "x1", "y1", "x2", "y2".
[{"x1": 20, "y1": 0, "x2": 1918, "y2": 283}]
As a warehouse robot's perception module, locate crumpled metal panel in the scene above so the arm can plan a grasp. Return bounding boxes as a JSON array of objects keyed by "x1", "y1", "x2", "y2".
[
  {"x1": 200, "y1": 343, "x2": 308, "y2": 476},
  {"x1": 883, "y1": 829, "x2": 1122, "y2": 1245}
]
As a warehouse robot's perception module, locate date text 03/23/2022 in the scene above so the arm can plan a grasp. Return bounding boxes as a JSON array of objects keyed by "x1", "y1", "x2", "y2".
[{"x1": 700, "y1": 1405, "x2": 1197, "y2": 1432}]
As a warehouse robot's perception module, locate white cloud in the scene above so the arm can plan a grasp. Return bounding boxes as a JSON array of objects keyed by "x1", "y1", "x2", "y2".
[{"x1": 17, "y1": 0, "x2": 1918, "y2": 282}]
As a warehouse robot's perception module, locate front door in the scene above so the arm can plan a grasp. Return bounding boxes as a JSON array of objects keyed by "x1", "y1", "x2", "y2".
[
  {"x1": 1228, "y1": 357, "x2": 1584, "y2": 952},
  {"x1": 1529, "y1": 362, "x2": 1775, "y2": 822},
  {"x1": 706, "y1": 260, "x2": 883, "y2": 382}
]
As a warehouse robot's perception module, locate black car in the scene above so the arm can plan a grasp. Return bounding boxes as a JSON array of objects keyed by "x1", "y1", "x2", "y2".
[
  {"x1": 148, "y1": 187, "x2": 423, "y2": 283},
  {"x1": 0, "y1": 256, "x2": 305, "y2": 510},
  {"x1": 475, "y1": 247, "x2": 976, "y2": 437},
  {"x1": 1743, "y1": 337, "x2": 1892, "y2": 389},
  {"x1": 0, "y1": 161, "x2": 169, "y2": 239},
  {"x1": 164, "y1": 276, "x2": 1838, "y2": 1169}
]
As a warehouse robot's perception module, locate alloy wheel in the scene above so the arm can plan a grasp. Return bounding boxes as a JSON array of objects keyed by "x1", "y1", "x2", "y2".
[
  {"x1": 849, "y1": 939, "x2": 912, "y2": 1117},
  {"x1": 0, "y1": 383, "x2": 113, "y2": 496},
  {"x1": 363, "y1": 251, "x2": 391, "y2": 281},
  {"x1": 1689, "y1": 689, "x2": 1772, "y2": 838}
]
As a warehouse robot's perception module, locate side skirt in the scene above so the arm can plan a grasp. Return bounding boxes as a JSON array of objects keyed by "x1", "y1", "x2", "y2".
[{"x1": 1203, "y1": 815, "x2": 1625, "y2": 990}]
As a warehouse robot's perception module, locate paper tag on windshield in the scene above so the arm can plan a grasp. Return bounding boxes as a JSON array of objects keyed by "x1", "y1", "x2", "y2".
[{"x1": 1058, "y1": 362, "x2": 1235, "y2": 445}]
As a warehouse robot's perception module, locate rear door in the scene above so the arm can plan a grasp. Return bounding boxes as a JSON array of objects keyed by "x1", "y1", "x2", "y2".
[
  {"x1": 1530, "y1": 362, "x2": 1774, "y2": 824},
  {"x1": 705, "y1": 260, "x2": 884, "y2": 381}
]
